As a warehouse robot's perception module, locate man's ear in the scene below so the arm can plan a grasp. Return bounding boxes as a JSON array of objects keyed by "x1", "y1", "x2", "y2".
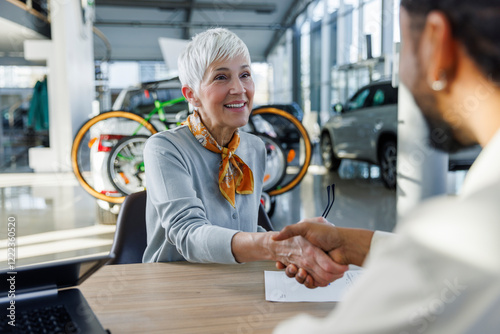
[
  {"x1": 182, "y1": 85, "x2": 200, "y2": 107},
  {"x1": 421, "y1": 11, "x2": 458, "y2": 90}
]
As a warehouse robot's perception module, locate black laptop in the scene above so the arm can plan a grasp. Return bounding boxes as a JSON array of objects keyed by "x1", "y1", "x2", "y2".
[{"x1": 1, "y1": 253, "x2": 114, "y2": 334}]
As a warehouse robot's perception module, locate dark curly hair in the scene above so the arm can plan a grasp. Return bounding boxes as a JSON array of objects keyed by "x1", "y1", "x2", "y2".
[{"x1": 401, "y1": 0, "x2": 500, "y2": 83}]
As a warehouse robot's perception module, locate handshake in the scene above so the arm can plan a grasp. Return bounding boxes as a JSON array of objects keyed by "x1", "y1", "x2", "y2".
[{"x1": 270, "y1": 217, "x2": 374, "y2": 289}]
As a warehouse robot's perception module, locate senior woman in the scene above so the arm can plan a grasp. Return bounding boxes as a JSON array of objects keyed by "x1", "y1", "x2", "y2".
[{"x1": 142, "y1": 28, "x2": 345, "y2": 286}]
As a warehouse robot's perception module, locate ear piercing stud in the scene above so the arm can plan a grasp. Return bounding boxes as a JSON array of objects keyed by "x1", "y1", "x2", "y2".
[{"x1": 431, "y1": 71, "x2": 448, "y2": 91}]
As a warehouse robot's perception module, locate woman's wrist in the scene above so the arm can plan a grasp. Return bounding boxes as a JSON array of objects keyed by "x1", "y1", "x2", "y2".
[{"x1": 231, "y1": 231, "x2": 275, "y2": 263}]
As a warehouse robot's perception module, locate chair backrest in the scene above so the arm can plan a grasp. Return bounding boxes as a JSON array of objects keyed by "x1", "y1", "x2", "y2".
[
  {"x1": 109, "y1": 190, "x2": 148, "y2": 265},
  {"x1": 258, "y1": 203, "x2": 274, "y2": 231},
  {"x1": 109, "y1": 190, "x2": 273, "y2": 264}
]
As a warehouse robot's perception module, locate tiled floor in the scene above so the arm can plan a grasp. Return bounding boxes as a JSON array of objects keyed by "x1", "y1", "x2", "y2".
[
  {"x1": 0, "y1": 173, "x2": 116, "y2": 267},
  {"x1": 269, "y1": 163, "x2": 396, "y2": 232},
  {"x1": 1, "y1": 150, "x2": 402, "y2": 269}
]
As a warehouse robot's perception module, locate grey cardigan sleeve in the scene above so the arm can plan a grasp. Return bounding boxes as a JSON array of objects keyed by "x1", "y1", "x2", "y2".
[{"x1": 143, "y1": 134, "x2": 239, "y2": 264}]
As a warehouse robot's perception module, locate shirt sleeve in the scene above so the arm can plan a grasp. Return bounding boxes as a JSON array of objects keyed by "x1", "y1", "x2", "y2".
[
  {"x1": 369, "y1": 230, "x2": 395, "y2": 253},
  {"x1": 272, "y1": 232, "x2": 450, "y2": 334},
  {"x1": 274, "y1": 186, "x2": 500, "y2": 334},
  {"x1": 144, "y1": 134, "x2": 239, "y2": 264}
]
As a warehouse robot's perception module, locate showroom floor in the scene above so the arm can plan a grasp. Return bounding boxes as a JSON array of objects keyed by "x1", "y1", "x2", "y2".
[{"x1": 0, "y1": 148, "x2": 404, "y2": 269}]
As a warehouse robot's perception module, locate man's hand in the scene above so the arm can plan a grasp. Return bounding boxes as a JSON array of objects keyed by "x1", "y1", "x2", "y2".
[
  {"x1": 273, "y1": 217, "x2": 374, "y2": 288},
  {"x1": 267, "y1": 232, "x2": 348, "y2": 288},
  {"x1": 275, "y1": 261, "x2": 316, "y2": 287}
]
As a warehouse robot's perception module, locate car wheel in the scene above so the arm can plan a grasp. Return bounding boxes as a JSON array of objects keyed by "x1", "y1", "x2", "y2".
[
  {"x1": 379, "y1": 140, "x2": 397, "y2": 189},
  {"x1": 321, "y1": 133, "x2": 341, "y2": 171}
]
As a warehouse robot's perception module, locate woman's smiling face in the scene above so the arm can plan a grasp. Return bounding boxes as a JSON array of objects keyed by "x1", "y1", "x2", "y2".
[{"x1": 191, "y1": 54, "x2": 255, "y2": 144}]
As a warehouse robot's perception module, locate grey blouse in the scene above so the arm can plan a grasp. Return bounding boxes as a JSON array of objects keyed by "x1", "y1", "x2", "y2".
[{"x1": 142, "y1": 125, "x2": 266, "y2": 263}]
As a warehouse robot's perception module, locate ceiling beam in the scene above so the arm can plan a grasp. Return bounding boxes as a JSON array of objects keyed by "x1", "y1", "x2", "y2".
[
  {"x1": 96, "y1": 0, "x2": 276, "y2": 13},
  {"x1": 264, "y1": 0, "x2": 314, "y2": 58},
  {"x1": 94, "y1": 20, "x2": 286, "y2": 31},
  {"x1": 0, "y1": 0, "x2": 51, "y2": 38},
  {"x1": 183, "y1": 0, "x2": 194, "y2": 39}
]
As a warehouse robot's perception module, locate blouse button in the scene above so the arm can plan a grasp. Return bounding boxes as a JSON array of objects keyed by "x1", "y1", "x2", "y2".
[{"x1": 232, "y1": 213, "x2": 237, "y2": 219}]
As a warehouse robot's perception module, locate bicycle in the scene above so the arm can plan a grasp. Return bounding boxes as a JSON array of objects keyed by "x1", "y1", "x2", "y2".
[
  {"x1": 106, "y1": 130, "x2": 290, "y2": 198},
  {"x1": 72, "y1": 81, "x2": 312, "y2": 208},
  {"x1": 71, "y1": 79, "x2": 185, "y2": 204},
  {"x1": 105, "y1": 107, "x2": 312, "y2": 201}
]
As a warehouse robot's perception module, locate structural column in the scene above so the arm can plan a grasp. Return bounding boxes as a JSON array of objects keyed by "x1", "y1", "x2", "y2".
[
  {"x1": 396, "y1": 84, "x2": 448, "y2": 220},
  {"x1": 25, "y1": 0, "x2": 95, "y2": 172},
  {"x1": 382, "y1": 0, "x2": 394, "y2": 77},
  {"x1": 319, "y1": 0, "x2": 332, "y2": 126}
]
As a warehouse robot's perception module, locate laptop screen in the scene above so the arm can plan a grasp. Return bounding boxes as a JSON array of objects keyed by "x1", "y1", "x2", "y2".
[{"x1": 0, "y1": 253, "x2": 113, "y2": 296}]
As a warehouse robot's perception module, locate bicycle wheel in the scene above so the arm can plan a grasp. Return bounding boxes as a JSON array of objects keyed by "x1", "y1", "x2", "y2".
[
  {"x1": 251, "y1": 108, "x2": 312, "y2": 196},
  {"x1": 256, "y1": 134, "x2": 287, "y2": 192},
  {"x1": 71, "y1": 111, "x2": 157, "y2": 204},
  {"x1": 107, "y1": 135, "x2": 149, "y2": 196}
]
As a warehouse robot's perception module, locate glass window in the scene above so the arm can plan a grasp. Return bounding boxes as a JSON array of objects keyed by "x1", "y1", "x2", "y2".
[
  {"x1": 312, "y1": 0, "x2": 325, "y2": 22},
  {"x1": 310, "y1": 21, "x2": 322, "y2": 112},
  {"x1": 347, "y1": 88, "x2": 370, "y2": 110},
  {"x1": 368, "y1": 84, "x2": 398, "y2": 107},
  {"x1": 327, "y1": 0, "x2": 340, "y2": 13},
  {"x1": 301, "y1": 21, "x2": 311, "y2": 112},
  {"x1": 348, "y1": 5, "x2": 360, "y2": 63},
  {"x1": 330, "y1": 15, "x2": 338, "y2": 66},
  {"x1": 125, "y1": 87, "x2": 187, "y2": 116},
  {"x1": 0, "y1": 66, "x2": 48, "y2": 88},
  {"x1": 393, "y1": 0, "x2": 401, "y2": 43},
  {"x1": 363, "y1": 0, "x2": 382, "y2": 58},
  {"x1": 252, "y1": 62, "x2": 270, "y2": 105},
  {"x1": 330, "y1": 69, "x2": 346, "y2": 108},
  {"x1": 372, "y1": 88, "x2": 385, "y2": 106},
  {"x1": 139, "y1": 61, "x2": 169, "y2": 83},
  {"x1": 109, "y1": 62, "x2": 140, "y2": 89},
  {"x1": 342, "y1": 0, "x2": 359, "y2": 12},
  {"x1": 381, "y1": 84, "x2": 398, "y2": 105}
]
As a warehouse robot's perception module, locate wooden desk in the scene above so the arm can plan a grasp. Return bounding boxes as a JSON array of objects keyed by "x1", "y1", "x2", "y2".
[{"x1": 80, "y1": 261, "x2": 336, "y2": 333}]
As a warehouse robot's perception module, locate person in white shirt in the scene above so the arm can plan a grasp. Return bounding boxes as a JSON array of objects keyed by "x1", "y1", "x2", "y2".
[{"x1": 273, "y1": 0, "x2": 500, "y2": 332}]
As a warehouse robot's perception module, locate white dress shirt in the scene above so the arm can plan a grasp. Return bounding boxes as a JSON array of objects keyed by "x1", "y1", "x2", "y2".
[{"x1": 274, "y1": 129, "x2": 500, "y2": 333}]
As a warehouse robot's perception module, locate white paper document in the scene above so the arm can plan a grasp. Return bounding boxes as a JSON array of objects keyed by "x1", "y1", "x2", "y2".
[{"x1": 264, "y1": 270, "x2": 363, "y2": 302}]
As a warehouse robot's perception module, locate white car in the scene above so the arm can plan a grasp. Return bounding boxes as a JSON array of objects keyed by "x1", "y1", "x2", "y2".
[{"x1": 320, "y1": 80, "x2": 482, "y2": 189}]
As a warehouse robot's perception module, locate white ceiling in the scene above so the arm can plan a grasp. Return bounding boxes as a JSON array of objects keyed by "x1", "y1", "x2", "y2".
[
  {"x1": 0, "y1": 0, "x2": 314, "y2": 65},
  {"x1": 93, "y1": 0, "x2": 311, "y2": 62},
  {"x1": 0, "y1": 16, "x2": 47, "y2": 57}
]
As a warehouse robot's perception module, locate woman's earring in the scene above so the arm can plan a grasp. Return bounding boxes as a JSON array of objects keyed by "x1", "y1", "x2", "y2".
[{"x1": 431, "y1": 71, "x2": 448, "y2": 91}]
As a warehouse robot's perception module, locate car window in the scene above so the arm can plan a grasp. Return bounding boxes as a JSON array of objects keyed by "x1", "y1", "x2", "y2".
[
  {"x1": 382, "y1": 84, "x2": 398, "y2": 105},
  {"x1": 365, "y1": 84, "x2": 398, "y2": 108},
  {"x1": 346, "y1": 88, "x2": 370, "y2": 111},
  {"x1": 125, "y1": 88, "x2": 186, "y2": 115},
  {"x1": 372, "y1": 89, "x2": 385, "y2": 106}
]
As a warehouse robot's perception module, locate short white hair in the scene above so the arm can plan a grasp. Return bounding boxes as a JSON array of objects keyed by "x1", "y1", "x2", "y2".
[{"x1": 178, "y1": 28, "x2": 251, "y2": 95}]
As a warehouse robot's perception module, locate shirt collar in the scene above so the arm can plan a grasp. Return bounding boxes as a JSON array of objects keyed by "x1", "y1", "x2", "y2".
[{"x1": 461, "y1": 128, "x2": 500, "y2": 197}]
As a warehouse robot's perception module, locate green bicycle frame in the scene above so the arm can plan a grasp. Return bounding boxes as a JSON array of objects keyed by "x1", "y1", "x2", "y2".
[{"x1": 131, "y1": 96, "x2": 187, "y2": 136}]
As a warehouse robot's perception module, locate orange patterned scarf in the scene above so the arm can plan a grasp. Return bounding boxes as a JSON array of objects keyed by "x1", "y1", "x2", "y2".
[{"x1": 185, "y1": 110, "x2": 254, "y2": 207}]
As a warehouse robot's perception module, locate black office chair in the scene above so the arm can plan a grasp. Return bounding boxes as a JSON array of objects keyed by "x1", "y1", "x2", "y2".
[
  {"x1": 257, "y1": 203, "x2": 274, "y2": 232},
  {"x1": 108, "y1": 190, "x2": 148, "y2": 265},
  {"x1": 108, "y1": 190, "x2": 274, "y2": 264}
]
